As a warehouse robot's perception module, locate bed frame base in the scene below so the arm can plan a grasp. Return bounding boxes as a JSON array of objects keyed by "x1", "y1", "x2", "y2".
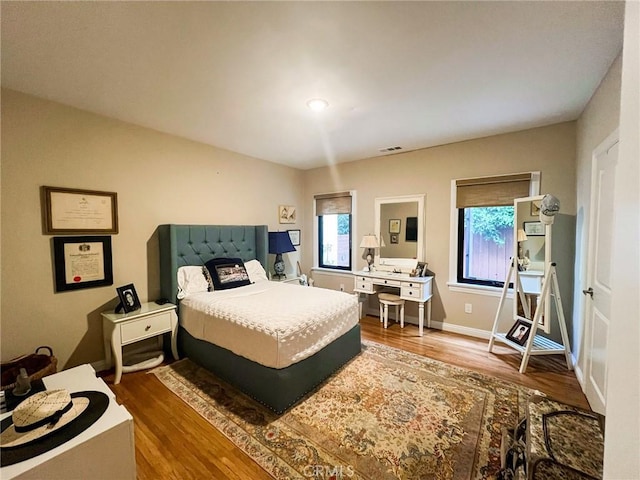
[{"x1": 177, "y1": 324, "x2": 362, "y2": 414}]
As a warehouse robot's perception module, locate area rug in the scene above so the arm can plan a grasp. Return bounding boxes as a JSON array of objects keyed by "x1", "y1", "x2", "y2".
[{"x1": 152, "y1": 341, "x2": 535, "y2": 479}]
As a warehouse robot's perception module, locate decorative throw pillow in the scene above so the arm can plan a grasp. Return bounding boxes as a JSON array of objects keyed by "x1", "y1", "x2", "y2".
[
  {"x1": 202, "y1": 266, "x2": 215, "y2": 291},
  {"x1": 176, "y1": 266, "x2": 210, "y2": 299},
  {"x1": 204, "y1": 258, "x2": 251, "y2": 290},
  {"x1": 244, "y1": 259, "x2": 269, "y2": 283}
]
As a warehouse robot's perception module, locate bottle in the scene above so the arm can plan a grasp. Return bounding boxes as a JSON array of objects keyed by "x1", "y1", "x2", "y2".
[{"x1": 12, "y1": 368, "x2": 31, "y2": 396}]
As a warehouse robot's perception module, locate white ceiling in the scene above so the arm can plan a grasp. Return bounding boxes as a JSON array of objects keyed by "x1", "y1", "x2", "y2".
[{"x1": 1, "y1": 1, "x2": 625, "y2": 170}]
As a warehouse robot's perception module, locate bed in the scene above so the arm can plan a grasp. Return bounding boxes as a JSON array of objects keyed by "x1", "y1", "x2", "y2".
[{"x1": 157, "y1": 224, "x2": 361, "y2": 413}]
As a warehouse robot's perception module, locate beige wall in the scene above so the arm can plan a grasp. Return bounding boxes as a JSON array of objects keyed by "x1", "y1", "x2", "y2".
[
  {"x1": 0, "y1": 89, "x2": 304, "y2": 369},
  {"x1": 303, "y1": 122, "x2": 577, "y2": 334}
]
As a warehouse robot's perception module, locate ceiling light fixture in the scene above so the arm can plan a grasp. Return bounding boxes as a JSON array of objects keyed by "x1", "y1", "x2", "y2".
[{"x1": 306, "y1": 98, "x2": 329, "y2": 112}]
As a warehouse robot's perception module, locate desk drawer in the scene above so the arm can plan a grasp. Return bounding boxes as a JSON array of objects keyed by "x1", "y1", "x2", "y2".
[
  {"x1": 401, "y1": 286, "x2": 423, "y2": 299},
  {"x1": 355, "y1": 280, "x2": 375, "y2": 293},
  {"x1": 378, "y1": 278, "x2": 401, "y2": 287},
  {"x1": 120, "y1": 312, "x2": 171, "y2": 343}
]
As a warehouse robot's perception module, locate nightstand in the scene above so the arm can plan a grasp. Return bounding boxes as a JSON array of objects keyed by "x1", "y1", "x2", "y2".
[
  {"x1": 270, "y1": 276, "x2": 302, "y2": 285},
  {"x1": 102, "y1": 302, "x2": 179, "y2": 384}
]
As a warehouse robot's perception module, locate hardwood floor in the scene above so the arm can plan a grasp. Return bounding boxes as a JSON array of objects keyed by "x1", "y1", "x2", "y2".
[{"x1": 102, "y1": 316, "x2": 589, "y2": 479}]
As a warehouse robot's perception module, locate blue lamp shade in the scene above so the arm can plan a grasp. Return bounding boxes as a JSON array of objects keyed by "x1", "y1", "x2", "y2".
[
  {"x1": 268, "y1": 231, "x2": 296, "y2": 279},
  {"x1": 268, "y1": 232, "x2": 296, "y2": 254}
]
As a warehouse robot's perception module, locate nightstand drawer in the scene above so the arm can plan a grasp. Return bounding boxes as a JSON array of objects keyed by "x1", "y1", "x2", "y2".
[{"x1": 120, "y1": 312, "x2": 171, "y2": 344}]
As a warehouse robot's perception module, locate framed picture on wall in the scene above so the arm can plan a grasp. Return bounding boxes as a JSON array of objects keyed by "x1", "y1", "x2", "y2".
[
  {"x1": 531, "y1": 199, "x2": 542, "y2": 216},
  {"x1": 390, "y1": 234, "x2": 399, "y2": 244},
  {"x1": 279, "y1": 205, "x2": 296, "y2": 224},
  {"x1": 287, "y1": 229, "x2": 300, "y2": 246},
  {"x1": 42, "y1": 186, "x2": 119, "y2": 235},
  {"x1": 389, "y1": 219, "x2": 401, "y2": 234},
  {"x1": 523, "y1": 221, "x2": 545, "y2": 236},
  {"x1": 53, "y1": 236, "x2": 113, "y2": 292}
]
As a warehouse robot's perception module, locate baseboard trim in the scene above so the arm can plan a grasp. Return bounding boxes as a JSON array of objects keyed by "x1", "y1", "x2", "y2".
[
  {"x1": 91, "y1": 359, "x2": 109, "y2": 375},
  {"x1": 429, "y1": 320, "x2": 492, "y2": 339},
  {"x1": 363, "y1": 308, "x2": 491, "y2": 340}
]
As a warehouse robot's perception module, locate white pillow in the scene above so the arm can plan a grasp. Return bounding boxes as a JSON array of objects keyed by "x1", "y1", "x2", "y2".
[
  {"x1": 177, "y1": 266, "x2": 210, "y2": 299},
  {"x1": 244, "y1": 259, "x2": 268, "y2": 283}
]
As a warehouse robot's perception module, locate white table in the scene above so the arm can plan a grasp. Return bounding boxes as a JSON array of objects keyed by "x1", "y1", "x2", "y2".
[
  {"x1": 102, "y1": 302, "x2": 179, "y2": 384},
  {"x1": 0, "y1": 364, "x2": 135, "y2": 480},
  {"x1": 353, "y1": 270, "x2": 433, "y2": 336}
]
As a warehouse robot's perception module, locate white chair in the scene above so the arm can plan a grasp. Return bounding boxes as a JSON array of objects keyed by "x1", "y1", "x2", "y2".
[{"x1": 378, "y1": 292, "x2": 405, "y2": 329}]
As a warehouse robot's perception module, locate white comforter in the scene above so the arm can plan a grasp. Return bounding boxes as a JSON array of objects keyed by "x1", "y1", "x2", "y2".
[{"x1": 180, "y1": 281, "x2": 359, "y2": 369}]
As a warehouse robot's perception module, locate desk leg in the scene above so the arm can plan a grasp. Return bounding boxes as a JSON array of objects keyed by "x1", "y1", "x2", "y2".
[
  {"x1": 418, "y1": 302, "x2": 424, "y2": 336},
  {"x1": 427, "y1": 298, "x2": 432, "y2": 329}
]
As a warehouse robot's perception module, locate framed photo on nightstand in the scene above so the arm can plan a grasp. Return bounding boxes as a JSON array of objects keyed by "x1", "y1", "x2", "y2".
[{"x1": 116, "y1": 283, "x2": 141, "y2": 313}]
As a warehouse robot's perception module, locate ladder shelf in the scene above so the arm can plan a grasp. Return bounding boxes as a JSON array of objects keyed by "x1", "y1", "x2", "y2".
[{"x1": 488, "y1": 258, "x2": 573, "y2": 373}]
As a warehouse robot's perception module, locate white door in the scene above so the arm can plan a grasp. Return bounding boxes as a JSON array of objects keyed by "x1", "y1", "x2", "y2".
[{"x1": 583, "y1": 130, "x2": 618, "y2": 415}]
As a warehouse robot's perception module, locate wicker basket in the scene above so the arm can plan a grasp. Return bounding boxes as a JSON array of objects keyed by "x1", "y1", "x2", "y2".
[{"x1": 1, "y1": 346, "x2": 58, "y2": 391}]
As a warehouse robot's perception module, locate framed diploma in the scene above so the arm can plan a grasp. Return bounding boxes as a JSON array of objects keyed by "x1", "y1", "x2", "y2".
[
  {"x1": 53, "y1": 236, "x2": 113, "y2": 292},
  {"x1": 43, "y1": 186, "x2": 118, "y2": 234},
  {"x1": 389, "y1": 219, "x2": 401, "y2": 234}
]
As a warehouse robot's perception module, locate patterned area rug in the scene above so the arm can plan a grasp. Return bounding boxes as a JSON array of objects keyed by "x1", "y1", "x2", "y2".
[{"x1": 152, "y1": 341, "x2": 534, "y2": 479}]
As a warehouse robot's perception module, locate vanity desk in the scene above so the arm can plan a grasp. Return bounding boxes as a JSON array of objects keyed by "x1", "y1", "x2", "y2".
[{"x1": 353, "y1": 270, "x2": 433, "y2": 336}]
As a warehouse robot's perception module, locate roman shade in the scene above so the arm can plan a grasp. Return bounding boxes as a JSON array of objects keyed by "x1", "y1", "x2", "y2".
[
  {"x1": 314, "y1": 192, "x2": 352, "y2": 215},
  {"x1": 456, "y1": 173, "x2": 533, "y2": 208}
]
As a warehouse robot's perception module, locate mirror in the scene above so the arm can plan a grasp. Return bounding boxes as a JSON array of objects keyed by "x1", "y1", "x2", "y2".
[
  {"x1": 375, "y1": 194, "x2": 425, "y2": 269},
  {"x1": 514, "y1": 195, "x2": 548, "y2": 272}
]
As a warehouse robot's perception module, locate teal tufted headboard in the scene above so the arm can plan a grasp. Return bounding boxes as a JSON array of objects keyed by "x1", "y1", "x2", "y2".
[{"x1": 158, "y1": 224, "x2": 268, "y2": 305}]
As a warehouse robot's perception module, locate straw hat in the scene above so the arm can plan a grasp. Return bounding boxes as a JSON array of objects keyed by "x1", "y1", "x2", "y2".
[{"x1": 1, "y1": 389, "x2": 109, "y2": 467}]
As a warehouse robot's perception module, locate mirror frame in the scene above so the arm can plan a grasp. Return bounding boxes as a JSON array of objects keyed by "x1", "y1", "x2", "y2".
[
  {"x1": 513, "y1": 194, "x2": 551, "y2": 333},
  {"x1": 375, "y1": 194, "x2": 425, "y2": 269}
]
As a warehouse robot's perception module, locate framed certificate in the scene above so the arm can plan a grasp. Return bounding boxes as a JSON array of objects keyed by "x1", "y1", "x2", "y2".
[
  {"x1": 43, "y1": 186, "x2": 118, "y2": 234},
  {"x1": 53, "y1": 236, "x2": 113, "y2": 292},
  {"x1": 287, "y1": 229, "x2": 301, "y2": 246},
  {"x1": 523, "y1": 221, "x2": 545, "y2": 236}
]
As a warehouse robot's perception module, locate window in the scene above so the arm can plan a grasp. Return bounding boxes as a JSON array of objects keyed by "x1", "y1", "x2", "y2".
[
  {"x1": 457, "y1": 206, "x2": 514, "y2": 287},
  {"x1": 315, "y1": 192, "x2": 353, "y2": 271},
  {"x1": 455, "y1": 173, "x2": 536, "y2": 288}
]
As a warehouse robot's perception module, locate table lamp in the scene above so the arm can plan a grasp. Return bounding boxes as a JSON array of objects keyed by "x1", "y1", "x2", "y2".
[
  {"x1": 517, "y1": 228, "x2": 528, "y2": 259},
  {"x1": 360, "y1": 235, "x2": 380, "y2": 271},
  {"x1": 268, "y1": 231, "x2": 296, "y2": 279}
]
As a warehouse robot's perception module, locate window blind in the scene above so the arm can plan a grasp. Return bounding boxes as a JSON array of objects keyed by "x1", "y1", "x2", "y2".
[
  {"x1": 314, "y1": 192, "x2": 352, "y2": 215},
  {"x1": 456, "y1": 173, "x2": 532, "y2": 208}
]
